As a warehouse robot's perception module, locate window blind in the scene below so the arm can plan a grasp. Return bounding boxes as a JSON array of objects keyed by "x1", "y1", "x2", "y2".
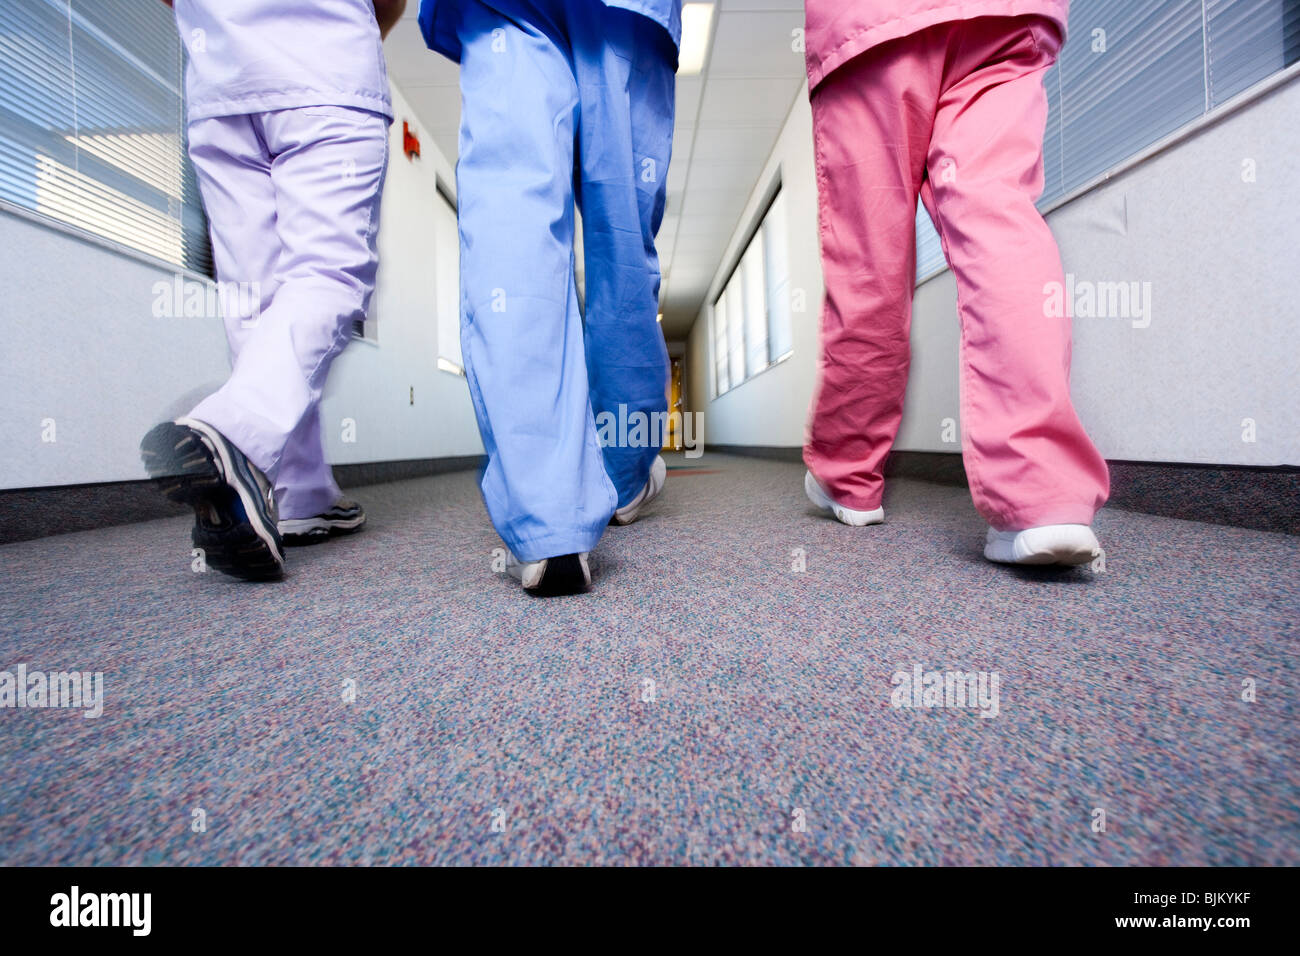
[
  {"x1": 726, "y1": 280, "x2": 745, "y2": 388},
  {"x1": 916, "y1": 0, "x2": 1294, "y2": 280},
  {"x1": 710, "y1": 186, "x2": 795, "y2": 397},
  {"x1": 713, "y1": 288, "x2": 729, "y2": 396},
  {"x1": 763, "y1": 189, "x2": 793, "y2": 363},
  {"x1": 741, "y1": 238, "x2": 768, "y2": 377},
  {"x1": 0, "y1": 0, "x2": 211, "y2": 275}
]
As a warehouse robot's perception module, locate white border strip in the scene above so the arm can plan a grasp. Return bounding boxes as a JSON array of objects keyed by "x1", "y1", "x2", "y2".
[{"x1": 0, "y1": 197, "x2": 213, "y2": 284}]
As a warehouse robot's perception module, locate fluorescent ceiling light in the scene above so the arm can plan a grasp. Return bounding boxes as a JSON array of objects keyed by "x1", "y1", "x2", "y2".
[{"x1": 678, "y1": 3, "x2": 715, "y2": 76}]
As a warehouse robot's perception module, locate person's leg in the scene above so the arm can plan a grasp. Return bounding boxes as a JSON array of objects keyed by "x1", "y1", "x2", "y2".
[
  {"x1": 188, "y1": 106, "x2": 389, "y2": 492},
  {"x1": 142, "y1": 115, "x2": 285, "y2": 580},
  {"x1": 802, "y1": 35, "x2": 945, "y2": 512},
  {"x1": 570, "y1": 3, "x2": 674, "y2": 508},
  {"x1": 274, "y1": 405, "x2": 343, "y2": 520},
  {"x1": 454, "y1": 0, "x2": 617, "y2": 563},
  {"x1": 185, "y1": 115, "x2": 279, "y2": 357},
  {"x1": 919, "y1": 16, "x2": 1109, "y2": 532},
  {"x1": 185, "y1": 116, "x2": 343, "y2": 523}
]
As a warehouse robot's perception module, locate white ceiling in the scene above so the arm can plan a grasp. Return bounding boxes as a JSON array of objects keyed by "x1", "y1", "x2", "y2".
[{"x1": 383, "y1": 1, "x2": 807, "y2": 340}]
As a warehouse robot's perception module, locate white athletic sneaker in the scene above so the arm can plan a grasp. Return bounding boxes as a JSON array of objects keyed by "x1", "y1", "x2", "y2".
[
  {"x1": 804, "y1": 471, "x2": 884, "y2": 526},
  {"x1": 983, "y1": 524, "x2": 1101, "y2": 566},
  {"x1": 506, "y1": 551, "x2": 592, "y2": 595},
  {"x1": 613, "y1": 455, "x2": 667, "y2": 525}
]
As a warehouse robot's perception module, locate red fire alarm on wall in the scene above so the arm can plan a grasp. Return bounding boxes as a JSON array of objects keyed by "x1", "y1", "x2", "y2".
[{"x1": 403, "y1": 121, "x2": 421, "y2": 160}]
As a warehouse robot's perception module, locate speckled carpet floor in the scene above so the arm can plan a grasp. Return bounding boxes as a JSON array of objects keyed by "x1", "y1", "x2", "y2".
[{"x1": 0, "y1": 453, "x2": 1296, "y2": 865}]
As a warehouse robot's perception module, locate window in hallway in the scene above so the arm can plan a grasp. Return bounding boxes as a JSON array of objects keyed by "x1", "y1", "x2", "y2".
[
  {"x1": 725, "y1": 275, "x2": 744, "y2": 389},
  {"x1": 712, "y1": 284, "x2": 730, "y2": 395},
  {"x1": 913, "y1": 0, "x2": 1297, "y2": 281},
  {"x1": 0, "y1": 0, "x2": 211, "y2": 275},
  {"x1": 741, "y1": 237, "x2": 767, "y2": 377},
  {"x1": 709, "y1": 186, "x2": 793, "y2": 397},
  {"x1": 763, "y1": 189, "x2": 793, "y2": 364},
  {"x1": 434, "y1": 179, "x2": 462, "y2": 373}
]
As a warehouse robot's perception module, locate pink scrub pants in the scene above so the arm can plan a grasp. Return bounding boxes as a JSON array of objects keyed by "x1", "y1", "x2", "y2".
[{"x1": 804, "y1": 15, "x2": 1109, "y2": 531}]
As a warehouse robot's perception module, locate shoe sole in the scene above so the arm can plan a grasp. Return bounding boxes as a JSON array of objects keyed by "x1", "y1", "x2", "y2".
[
  {"x1": 987, "y1": 544, "x2": 1099, "y2": 566},
  {"x1": 140, "y1": 421, "x2": 284, "y2": 581},
  {"x1": 984, "y1": 528, "x2": 1101, "y2": 566},
  {"x1": 279, "y1": 514, "x2": 366, "y2": 546}
]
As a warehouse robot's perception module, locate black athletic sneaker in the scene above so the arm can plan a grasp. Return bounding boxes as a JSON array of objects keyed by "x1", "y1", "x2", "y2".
[
  {"x1": 506, "y1": 551, "x2": 591, "y2": 596},
  {"x1": 140, "y1": 417, "x2": 285, "y2": 581},
  {"x1": 278, "y1": 498, "x2": 366, "y2": 546}
]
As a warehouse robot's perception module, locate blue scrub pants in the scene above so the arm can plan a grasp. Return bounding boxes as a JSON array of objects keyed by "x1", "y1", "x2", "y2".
[{"x1": 454, "y1": 0, "x2": 675, "y2": 562}]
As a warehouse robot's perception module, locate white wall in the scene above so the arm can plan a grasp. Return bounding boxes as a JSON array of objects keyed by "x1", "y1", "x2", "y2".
[
  {"x1": 685, "y1": 88, "x2": 824, "y2": 451},
  {"x1": 322, "y1": 83, "x2": 481, "y2": 469},
  {"x1": 686, "y1": 74, "x2": 1300, "y2": 468},
  {"x1": 0, "y1": 81, "x2": 482, "y2": 491}
]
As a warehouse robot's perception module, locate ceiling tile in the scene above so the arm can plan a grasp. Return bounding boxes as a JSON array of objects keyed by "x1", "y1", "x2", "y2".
[
  {"x1": 696, "y1": 76, "x2": 802, "y2": 128},
  {"x1": 383, "y1": 21, "x2": 460, "y2": 87},
  {"x1": 691, "y1": 125, "x2": 784, "y2": 164},
  {"x1": 685, "y1": 158, "x2": 767, "y2": 191},
  {"x1": 674, "y1": 76, "x2": 704, "y2": 127},
  {"x1": 707, "y1": 11, "x2": 807, "y2": 78}
]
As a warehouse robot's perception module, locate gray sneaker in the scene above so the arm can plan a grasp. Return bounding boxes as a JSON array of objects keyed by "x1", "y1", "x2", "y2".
[{"x1": 140, "y1": 417, "x2": 285, "y2": 581}]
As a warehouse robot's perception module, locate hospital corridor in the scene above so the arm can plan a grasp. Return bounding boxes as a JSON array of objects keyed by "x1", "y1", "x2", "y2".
[{"x1": 0, "y1": 0, "x2": 1298, "y2": 885}]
